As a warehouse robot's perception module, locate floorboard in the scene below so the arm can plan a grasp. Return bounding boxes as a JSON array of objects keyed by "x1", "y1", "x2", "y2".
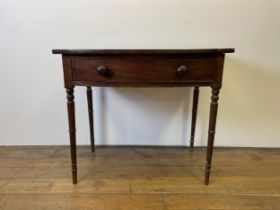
[{"x1": 0, "y1": 146, "x2": 279, "y2": 210}]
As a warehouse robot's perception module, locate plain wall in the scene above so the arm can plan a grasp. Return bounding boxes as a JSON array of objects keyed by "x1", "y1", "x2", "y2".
[{"x1": 0, "y1": 0, "x2": 279, "y2": 147}]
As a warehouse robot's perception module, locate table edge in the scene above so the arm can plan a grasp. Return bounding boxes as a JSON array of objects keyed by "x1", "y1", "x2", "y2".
[{"x1": 52, "y1": 48, "x2": 235, "y2": 55}]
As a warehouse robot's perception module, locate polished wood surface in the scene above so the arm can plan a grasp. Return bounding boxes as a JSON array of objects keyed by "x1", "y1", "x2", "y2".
[
  {"x1": 71, "y1": 56, "x2": 215, "y2": 83},
  {"x1": 66, "y1": 88, "x2": 77, "y2": 184},
  {"x1": 205, "y1": 86, "x2": 221, "y2": 185},
  {"x1": 52, "y1": 48, "x2": 234, "y2": 55},
  {"x1": 86, "y1": 87, "x2": 95, "y2": 152},
  {"x1": 0, "y1": 146, "x2": 279, "y2": 210},
  {"x1": 190, "y1": 87, "x2": 199, "y2": 151},
  {"x1": 54, "y1": 49, "x2": 234, "y2": 184}
]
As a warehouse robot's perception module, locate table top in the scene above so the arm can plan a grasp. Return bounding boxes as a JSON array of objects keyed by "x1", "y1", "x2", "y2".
[{"x1": 52, "y1": 48, "x2": 235, "y2": 55}]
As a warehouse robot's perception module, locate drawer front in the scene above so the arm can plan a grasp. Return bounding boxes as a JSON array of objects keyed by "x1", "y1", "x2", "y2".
[{"x1": 71, "y1": 56, "x2": 216, "y2": 83}]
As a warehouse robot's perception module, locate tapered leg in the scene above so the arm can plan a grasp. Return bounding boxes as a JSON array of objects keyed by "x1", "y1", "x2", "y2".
[
  {"x1": 190, "y1": 87, "x2": 199, "y2": 151},
  {"x1": 66, "y1": 88, "x2": 77, "y2": 184},
  {"x1": 204, "y1": 86, "x2": 220, "y2": 185},
  {"x1": 86, "y1": 87, "x2": 95, "y2": 152}
]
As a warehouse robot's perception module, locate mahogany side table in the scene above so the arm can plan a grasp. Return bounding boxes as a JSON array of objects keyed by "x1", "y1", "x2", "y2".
[{"x1": 52, "y1": 48, "x2": 234, "y2": 185}]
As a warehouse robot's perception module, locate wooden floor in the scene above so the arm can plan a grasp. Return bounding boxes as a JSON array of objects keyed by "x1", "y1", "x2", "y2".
[{"x1": 0, "y1": 146, "x2": 279, "y2": 210}]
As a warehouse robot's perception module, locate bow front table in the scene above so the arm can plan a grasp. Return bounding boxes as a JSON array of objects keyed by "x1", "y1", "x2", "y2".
[{"x1": 52, "y1": 48, "x2": 234, "y2": 185}]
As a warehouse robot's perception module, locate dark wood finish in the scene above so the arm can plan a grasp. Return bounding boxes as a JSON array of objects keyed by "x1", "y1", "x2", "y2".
[
  {"x1": 66, "y1": 88, "x2": 77, "y2": 184},
  {"x1": 205, "y1": 86, "x2": 221, "y2": 185},
  {"x1": 73, "y1": 80, "x2": 212, "y2": 87},
  {"x1": 204, "y1": 54, "x2": 225, "y2": 185},
  {"x1": 86, "y1": 87, "x2": 95, "y2": 152},
  {"x1": 190, "y1": 87, "x2": 199, "y2": 151},
  {"x1": 62, "y1": 55, "x2": 73, "y2": 88},
  {"x1": 53, "y1": 48, "x2": 234, "y2": 185},
  {"x1": 52, "y1": 48, "x2": 234, "y2": 55},
  {"x1": 71, "y1": 56, "x2": 215, "y2": 84}
]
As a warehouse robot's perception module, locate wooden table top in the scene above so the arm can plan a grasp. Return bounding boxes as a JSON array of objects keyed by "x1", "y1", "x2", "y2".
[{"x1": 52, "y1": 48, "x2": 235, "y2": 55}]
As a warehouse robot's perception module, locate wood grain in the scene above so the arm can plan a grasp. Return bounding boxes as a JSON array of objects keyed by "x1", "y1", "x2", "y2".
[
  {"x1": 0, "y1": 146, "x2": 279, "y2": 210},
  {"x1": 71, "y1": 56, "x2": 215, "y2": 83}
]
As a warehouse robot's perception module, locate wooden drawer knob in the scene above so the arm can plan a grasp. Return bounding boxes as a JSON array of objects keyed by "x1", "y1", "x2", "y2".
[
  {"x1": 97, "y1": 65, "x2": 110, "y2": 77},
  {"x1": 176, "y1": 65, "x2": 189, "y2": 75}
]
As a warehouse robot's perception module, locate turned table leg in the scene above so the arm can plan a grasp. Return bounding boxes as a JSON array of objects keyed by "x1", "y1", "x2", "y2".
[
  {"x1": 204, "y1": 86, "x2": 221, "y2": 185},
  {"x1": 66, "y1": 88, "x2": 77, "y2": 184},
  {"x1": 86, "y1": 87, "x2": 95, "y2": 152},
  {"x1": 190, "y1": 87, "x2": 199, "y2": 151}
]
